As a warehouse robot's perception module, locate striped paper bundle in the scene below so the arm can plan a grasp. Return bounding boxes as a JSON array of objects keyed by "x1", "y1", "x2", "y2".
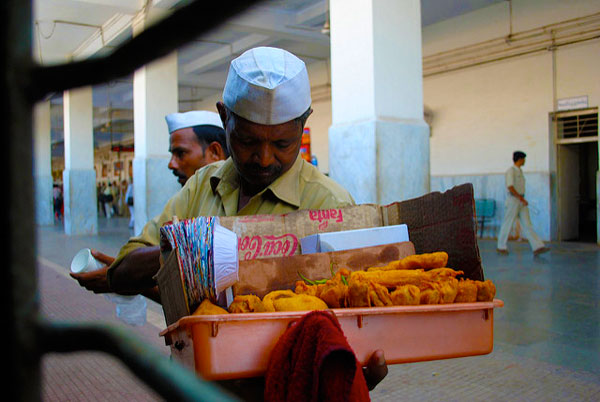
[{"x1": 160, "y1": 216, "x2": 238, "y2": 311}]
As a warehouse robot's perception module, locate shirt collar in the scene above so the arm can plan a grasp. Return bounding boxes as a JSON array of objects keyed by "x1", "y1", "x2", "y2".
[{"x1": 210, "y1": 156, "x2": 303, "y2": 208}]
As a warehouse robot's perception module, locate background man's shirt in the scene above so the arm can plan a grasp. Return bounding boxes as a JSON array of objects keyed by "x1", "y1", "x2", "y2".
[{"x1": 505, "y1": 165, "x2": 525, "y2": 195}]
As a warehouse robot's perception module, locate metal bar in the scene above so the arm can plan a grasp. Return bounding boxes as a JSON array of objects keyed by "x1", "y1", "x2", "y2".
[
  {"x1": 37, "y1": 319, "x2": 240, "y2": 402},
  {"x1": 27, "y1": 0, "x2": 263, "y2": 102},
  {"x1": 556, "y1": 136, "x2": 599, "y2": 145},
  {"x1": 3, "y1": 0, "x2": 40, "y2": 399},
  {"x1": 2, "y1": 0, "x2": 263, "y2": 400}
]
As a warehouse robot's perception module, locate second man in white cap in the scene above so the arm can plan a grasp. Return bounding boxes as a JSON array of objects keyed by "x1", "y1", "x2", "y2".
[{"x1": 165, "y1": 110, "x2": 228, "y2": 186}]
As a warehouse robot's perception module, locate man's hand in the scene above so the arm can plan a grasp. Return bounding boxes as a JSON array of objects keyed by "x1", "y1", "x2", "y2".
[
  {"x1": 362, "y1": 349, "x2": 388, "y2": 391},
  {"x1": 520, "y1": 197, "x2": 529, "y2": 206},
  {"x1": 69, "y1": 249, "x2": 114, "y2": 293}
]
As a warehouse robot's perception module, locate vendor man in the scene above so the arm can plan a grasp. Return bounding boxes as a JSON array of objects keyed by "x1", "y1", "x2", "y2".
[
  {"x1": 107, "y1": 47, "x2": 355, "y2": 296},
  {"x1": 75, "y1": 46, "x2": 387, "y2": 392}
]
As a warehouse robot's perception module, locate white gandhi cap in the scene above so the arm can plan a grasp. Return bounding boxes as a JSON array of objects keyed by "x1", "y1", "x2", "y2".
[
  {"x1": 165, "y1": 111, "x2": 223, "y2": 134},
  {"x1": 222, "y1": 47, "x2": 311, "y2": 125}
]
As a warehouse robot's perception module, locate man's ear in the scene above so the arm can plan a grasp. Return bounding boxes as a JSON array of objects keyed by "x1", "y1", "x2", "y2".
[
  {"x1": 205, "y1": 141, "x2": 226, "y2": 162},
  {"x1": 216, "y1": 102, "x2": 228, "y2": 128}
]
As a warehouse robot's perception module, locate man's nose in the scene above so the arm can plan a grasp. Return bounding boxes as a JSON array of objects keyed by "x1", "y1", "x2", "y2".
[
  {"x1": 255, "y1": 143, "x2": 275, "y2": 167},
  {"x1": 168, "y1": 155, "x2": 177, "y2": 170}
]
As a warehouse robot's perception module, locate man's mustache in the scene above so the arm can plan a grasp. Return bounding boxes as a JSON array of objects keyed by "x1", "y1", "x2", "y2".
[
  {"x1": 171, "y1": 169, "x2": 187, "y2": 181},
  {"x1": 244, "y1": 164, "x2": 281, "y2": 177}
]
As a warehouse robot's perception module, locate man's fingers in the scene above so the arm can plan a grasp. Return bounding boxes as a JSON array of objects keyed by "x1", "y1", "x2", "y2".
[
  {"x1": 363, "y1": 349, "x2": 388, "y2": 391},
  {"x1": 91, "y1": 249, "x2": 115, "y2": 265}
]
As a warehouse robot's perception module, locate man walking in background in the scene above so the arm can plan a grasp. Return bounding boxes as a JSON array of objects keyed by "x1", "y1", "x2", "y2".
[{"x1": 497, "y1": 151, "x2": 549, "y2": 256}]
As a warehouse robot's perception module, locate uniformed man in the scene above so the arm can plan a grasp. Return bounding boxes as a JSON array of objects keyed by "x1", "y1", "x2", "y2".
[
  {"x1": 107, "y1": 47, "x2": 355, "y2": 296},
  {"x1": 166, "y1": 110, "x2": 228, "y2": 186},
  {"x1": 496, "y1": 150, "x2": 549, "y2": 256},
  {"x1": 72, "y1": 46, "x2": 387, "y2": 393}
]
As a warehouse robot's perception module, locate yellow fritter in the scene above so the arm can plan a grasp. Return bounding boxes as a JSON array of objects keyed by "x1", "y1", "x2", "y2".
[
  {"x1": 454, "y1": 279, "x2": 478, "y2": 303},
  {"x1": 476, "y1": 280, "x2": 496, "y2": 302},
  {"x1": 419, "y1": 288, "x2": 440, "y2": 304},
  {"x1": 272, "y1": 294, "x2": 328, "y2": 312},
  {"x1": 193, "y1": 299, "x2": 229, "y2": 315},
  {"x1": 228, "y1": 294, "x2": 266, "y2": 313},
  {"x1": 367, "y1": 252, "x2": 449, "y2": 271},
  {"x1": 390, "y1": 285, "x2": 420, "y2": 305},
  {"x1": 347, "y1": 278, "x2": 370, "y2": 307},
  {"x1": 369, "y1": 282, "x2": 394, "y2": 307},
  {"x1": 262, "y1": 290, "x2": 297, "y2": 312},
  {"x1": 294, "y1": 280, "x2": 319, "y2": 297},
  {"x1": 435, "y1": 277, "x2": 459, "y2": 304}
]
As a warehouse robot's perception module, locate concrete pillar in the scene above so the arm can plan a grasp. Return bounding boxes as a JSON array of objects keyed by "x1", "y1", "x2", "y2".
[
  {"x1": 132, "y1": 12, "x2": 179, "y2": 235},
  {"x1": 33, "y1": 101, "x2": 54, "y2": 225},
  {"x1": 63, "y1": 86, "x2": 98, "y2": 235},
  {"x1": 328, "y1": 0, "x2": 430, "y2": 205}
]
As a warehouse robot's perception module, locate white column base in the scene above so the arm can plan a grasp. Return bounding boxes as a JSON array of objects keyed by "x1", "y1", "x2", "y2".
[
  {"x1": 35, "y1": 174, "x2": 54, "y2": 225},
  {"x1": 329, "y1": 119, "x2": 430, "y2": 205},
  {"x1": 63, "y1": 169, "x2": 98, "y2": 235}
]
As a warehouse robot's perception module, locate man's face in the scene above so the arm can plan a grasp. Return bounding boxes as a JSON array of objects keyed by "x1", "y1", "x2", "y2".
[
  {"x1": 516, "y1": 157, "x2": 526, "y2": 167},
  {"x1": 168, "y1": 128, "x2": 209, "y2": 186},
  {"x1": 218, "y1": 103, "x2": 304, "y2": 195}
]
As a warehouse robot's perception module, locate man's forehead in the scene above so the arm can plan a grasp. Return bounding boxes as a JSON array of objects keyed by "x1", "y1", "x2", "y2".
[
  {"x1": 230, "y1": 114, "x2": 301, "y2": 138},
  {"x1": 170, "y1": 127, "x2": 202, "y2": 148}
]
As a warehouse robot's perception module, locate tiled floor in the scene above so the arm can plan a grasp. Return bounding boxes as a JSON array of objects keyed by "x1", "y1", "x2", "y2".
[{"x1": 37, "y1": 217, "x2": 600, "y2": 401}]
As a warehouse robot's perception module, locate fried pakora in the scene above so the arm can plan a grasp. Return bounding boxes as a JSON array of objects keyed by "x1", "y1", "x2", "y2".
[
  {"x1": 193, "y1": 299, "x2": 229, "y2": 315},
  {"x1": 347, "y1": 277, "x2": 370, "y2": 307},
  {"x1": 228, "y1": 294, "x2": 266, "y2": 313},
  {"x1": 262, "y1": 289, "x2": 328, "y2": 312},
  {"x1": 272, "y1": 294, "x2": 328, "y2": 312},
  {"x1": 367, "y1": 252, "x2": 449, "y2": 271},
  {"x1": 454, "y1": 279, "x2": 478, "y2": 303},
  {"x1": 476, "y1": 279, "x2": 496, "y2": 302},
  {"x1": 390, "y1": 284, "x2": 420, "y2": 305}
]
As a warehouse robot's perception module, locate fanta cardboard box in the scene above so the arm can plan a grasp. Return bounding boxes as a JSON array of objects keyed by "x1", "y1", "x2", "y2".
[{"x1": 156, "y1": 183, "x2": 483, "y2": 326}]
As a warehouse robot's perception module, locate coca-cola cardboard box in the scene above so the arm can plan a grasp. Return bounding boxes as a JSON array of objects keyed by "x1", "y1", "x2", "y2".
[{"x1": 156, "y1": 183, "x2": 483, "y2": 326}]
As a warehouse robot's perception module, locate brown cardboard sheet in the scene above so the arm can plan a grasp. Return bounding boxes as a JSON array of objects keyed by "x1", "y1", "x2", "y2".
[{"x1": 156, "y1": 183, "x2": 483, "y2": 325}]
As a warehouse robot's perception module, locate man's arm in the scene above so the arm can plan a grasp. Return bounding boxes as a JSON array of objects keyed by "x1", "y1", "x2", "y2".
[
  {"x1": 108, "y1": 246, "x2": 162, "y2": 295},
  {"x1": 507, "y1": 185, "x2": 528, "y2": 206}
]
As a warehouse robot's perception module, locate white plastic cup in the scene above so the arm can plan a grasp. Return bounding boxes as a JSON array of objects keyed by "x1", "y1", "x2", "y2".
[{"x1": 71, "y1": 248, "x2": 104, "y2": 273}]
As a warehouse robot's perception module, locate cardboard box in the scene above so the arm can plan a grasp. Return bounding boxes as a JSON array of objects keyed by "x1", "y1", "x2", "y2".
[
  {"x1": 216, "y1": 182, "x2": 483, "y2": 280},
  {"x1": 300, "y1": 224, "x2": 409, "y2": 254}
]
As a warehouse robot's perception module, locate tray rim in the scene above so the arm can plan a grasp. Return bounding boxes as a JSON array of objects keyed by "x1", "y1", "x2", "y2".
[{"x1": 160, "y1": 298, "x2": 503, "y2": 336}]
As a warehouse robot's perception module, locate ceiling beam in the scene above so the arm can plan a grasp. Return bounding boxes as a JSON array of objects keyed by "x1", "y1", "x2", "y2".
[
  {"x1": 181, "y1": 33, "x2": 270, "y2": 74},
  {"x1": 180, "y1": 2, "x2": 329, "y2": 75},
  {"x1": 293, "y1": 0, "x2": 328, "y2": 25},
  {"x1": 225, "y1": 8, "x2": 330, "y2": 45},
  {"x1": 178, "y1": 71, "x2": 228, "y2": 89},
  {"x1": 71, "y1": 12, "x2": 134, "y2": 60},
  {"x1": 65, "y1": 0, "x2": 141, "y2": 14}
]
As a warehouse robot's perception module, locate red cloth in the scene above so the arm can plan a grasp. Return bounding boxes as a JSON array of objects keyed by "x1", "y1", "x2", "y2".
[{"x1": 264, "y1": 311, "x2": 370, "y2": 402}]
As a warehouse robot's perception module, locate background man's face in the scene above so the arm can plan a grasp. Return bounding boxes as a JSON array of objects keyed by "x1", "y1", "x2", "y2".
[
  {"x1": 516, "y1": 157, "x2": 526, "y2": 167},
  {"x1": 221, "y1": 108, "x2": 303, "y2": 194},
  {"x1": 168, "y1": 128, "x2": 209, "y2": 186}
]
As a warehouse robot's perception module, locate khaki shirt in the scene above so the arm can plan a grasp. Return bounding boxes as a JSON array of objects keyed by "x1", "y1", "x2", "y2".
[
  {"x1": 110, "y1": 157, "x2": 355, "y2": 269},
  {"x1": 505, "y1": 165, "x2": 525, "y2": 195}
]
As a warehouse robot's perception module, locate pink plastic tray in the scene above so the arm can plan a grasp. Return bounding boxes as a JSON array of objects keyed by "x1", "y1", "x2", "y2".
[{"x1": 161, "y1": 299, "x2": 504, "y2": 380}]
